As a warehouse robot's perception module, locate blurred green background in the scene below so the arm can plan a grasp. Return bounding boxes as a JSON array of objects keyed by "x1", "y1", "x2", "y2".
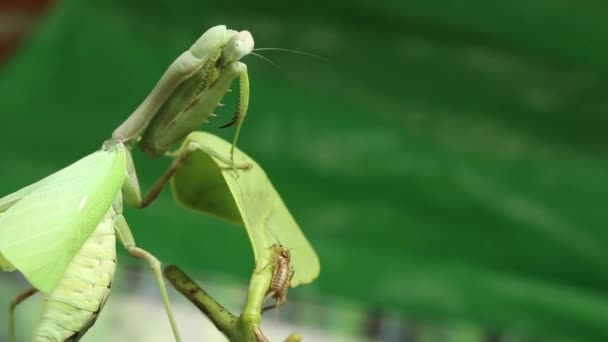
[{"x1": 1, "y1": 0, "x2": 608, "y2": 341}]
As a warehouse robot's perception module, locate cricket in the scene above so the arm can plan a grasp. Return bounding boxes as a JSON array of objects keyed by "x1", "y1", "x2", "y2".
[
  {"x1": 262, "y1": 244, "x2": 295, "y2": 314},
  {"x1": 2, "y1": 24, "x2": 257, "y2": 341}
]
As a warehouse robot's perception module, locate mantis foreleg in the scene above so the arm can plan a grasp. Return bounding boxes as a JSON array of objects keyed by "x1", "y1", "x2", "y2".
[
  {"x1": 121, "y1": 141, "x2": 250, "y2": 209},
  {"x1": 111, "y1": 48, "x2": 215, "y2": 143},
  {"x1": 218, "y1": 64, "x2": 249, "y2": 163},
  {"x1": 111, "y1": 25, "x2": 252, "y2": 162}
]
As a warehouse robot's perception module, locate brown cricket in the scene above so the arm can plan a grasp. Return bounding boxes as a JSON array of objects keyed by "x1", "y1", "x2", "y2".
[{"x1": 262, "y1": 244, "x2": 295, "y2": 313}]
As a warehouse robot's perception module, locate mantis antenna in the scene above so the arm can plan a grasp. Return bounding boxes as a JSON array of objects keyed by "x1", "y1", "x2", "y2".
[{"x1": 253, "y1": 48, "x2": 327, "y2": 61}]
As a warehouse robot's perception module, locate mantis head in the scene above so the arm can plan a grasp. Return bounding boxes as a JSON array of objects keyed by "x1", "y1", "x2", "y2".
[
  {"x1": 222, "y1": 30, "x2": 254, "y2": 64},
  {"x1": 190, "y1": 26, "x2": 254, "y2": 65}
]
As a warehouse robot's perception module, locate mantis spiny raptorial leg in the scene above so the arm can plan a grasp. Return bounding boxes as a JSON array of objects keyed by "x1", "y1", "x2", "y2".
[{"x1": 106, "y1": 25, "x2": 255, "y2": 210}]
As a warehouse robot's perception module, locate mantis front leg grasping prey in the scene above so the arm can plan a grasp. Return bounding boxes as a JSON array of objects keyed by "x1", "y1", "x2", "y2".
[{"x1": 106, "y1": 24, "x2": 255, "y2": 209}]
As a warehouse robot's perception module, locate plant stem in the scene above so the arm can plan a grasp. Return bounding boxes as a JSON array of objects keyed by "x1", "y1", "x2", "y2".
[
  {"x1": 164, "y1": 257, "x2": 279, "y2": 341},
  {"x1": 164, "y1": 265, "x2": 236, "y2": 335}
]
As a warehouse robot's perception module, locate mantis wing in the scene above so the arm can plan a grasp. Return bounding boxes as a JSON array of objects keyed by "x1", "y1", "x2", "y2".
[
  {"x1": 0, "y1": 251, "x2": 14, "y2": 271},
  {"x1": 0, "y1": 166, "x2": 58, "y2": 271},
  {"x1": 0, "y1": 174, "x2": 51, "y2": 212},
  {"x1": 170, "y1": 132, "x2": 320, "y2": 287},
  {"x1": 0, "y1": 145, "x2": 126, "y2": 292}
]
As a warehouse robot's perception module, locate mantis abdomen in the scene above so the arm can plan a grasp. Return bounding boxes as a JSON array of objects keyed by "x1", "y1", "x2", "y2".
[{"x1": 34, "y1": 212, "x2": 116, "y2": 342}]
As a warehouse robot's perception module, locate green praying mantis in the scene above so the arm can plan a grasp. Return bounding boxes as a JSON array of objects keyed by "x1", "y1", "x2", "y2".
[{"x1": 1, "y1": 24, "x2": 260, "y2": 341}]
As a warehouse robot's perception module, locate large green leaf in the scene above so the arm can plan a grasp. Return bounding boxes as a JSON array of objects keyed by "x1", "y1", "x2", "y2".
[
  {"x1": 171, "y1": 132, "x2": 320, "y2": 287},
  {"x1": 1, "y1": 0, "x2": 607, "y2": 340}
]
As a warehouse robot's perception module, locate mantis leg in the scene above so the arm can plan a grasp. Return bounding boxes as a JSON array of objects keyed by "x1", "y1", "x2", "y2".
[
  {"x1": 111, "y1": 51, "x2": 207, "y2": 144},
  {"x1": 122, "y1": 141, "x2": 251, "y2": 209},
  {"x1": 9, "y1": 287, "x2": 37, "y2": 342},
  {"x1": 113, "y1": 211, "x2": 182, "y2": 342},
  {"x1": 231, "y1": 65, "x2": 250, "y2": 162},
  {"x1": 219, "y1": 64, "x2": 249, "y2": 164},
  {"x1": 112, "y1": 25, "x2": 230, "y2": 145}
]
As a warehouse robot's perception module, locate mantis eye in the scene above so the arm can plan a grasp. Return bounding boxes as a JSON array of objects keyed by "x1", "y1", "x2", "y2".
[{"x1": 223, "y1": 30, "x2": 254, "y2": 62}]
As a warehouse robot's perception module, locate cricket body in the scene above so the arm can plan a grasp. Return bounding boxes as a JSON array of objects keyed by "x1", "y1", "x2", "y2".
[
  {"x1": 111, "y1": 25, "x2": 253, "y2": 161},
  {"x1": 2, "y1": 144, "x2": 182, "y2": 342},
  {"x1": 34, "y1": 210, "x2": 116, "y2": 342},
  {"x1": 263, "y1": 244, "x2": 295, "y2": 312}
]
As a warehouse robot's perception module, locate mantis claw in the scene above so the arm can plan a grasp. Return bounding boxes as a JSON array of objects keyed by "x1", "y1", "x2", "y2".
[
  {"x1": 164, "y1": 150, "x2": 180, "y2": 158},
  {"x1": 218, "y1": 112, "x2": 240, "y2": 128},
  {"x1": 219, "y1": 162, "x2": 252, "y2": 170},
  {"x1": 220, "y1": 162, "x2": 252, "y2": 179}
]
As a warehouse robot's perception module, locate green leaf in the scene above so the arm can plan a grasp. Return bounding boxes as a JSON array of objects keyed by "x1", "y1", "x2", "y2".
[{"x1": 171, "y1": 132, "x2": 320, "y2": 287}]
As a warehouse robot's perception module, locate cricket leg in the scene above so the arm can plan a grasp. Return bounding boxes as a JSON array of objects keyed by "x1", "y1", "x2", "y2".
[
  {"x1": 261, "y1": 299, "x2": 280, "y2": 313},
  {"x1": 255, "y1": 244, "x2": 281, "y2": 274},
  {"x1": 253, "y1": 323, "x2": 301, "y2": 342},
  {"x1": 113, "y1": 212, "x2": 182, "y2": 342},
  {"x1": 261, "y1": 290, "x2": 282, "y2": 317},
  {"x1": 9, "y1": 287, "x2": 37, "y2": 342},
  {"x1": 252, "y1": 324, "x2": 269, "y2": 342}
]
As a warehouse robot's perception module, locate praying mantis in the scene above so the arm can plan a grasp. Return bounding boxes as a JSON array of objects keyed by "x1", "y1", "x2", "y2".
[{"x1": 1, "y1": 24, "x2": 256, "y2": 341}]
